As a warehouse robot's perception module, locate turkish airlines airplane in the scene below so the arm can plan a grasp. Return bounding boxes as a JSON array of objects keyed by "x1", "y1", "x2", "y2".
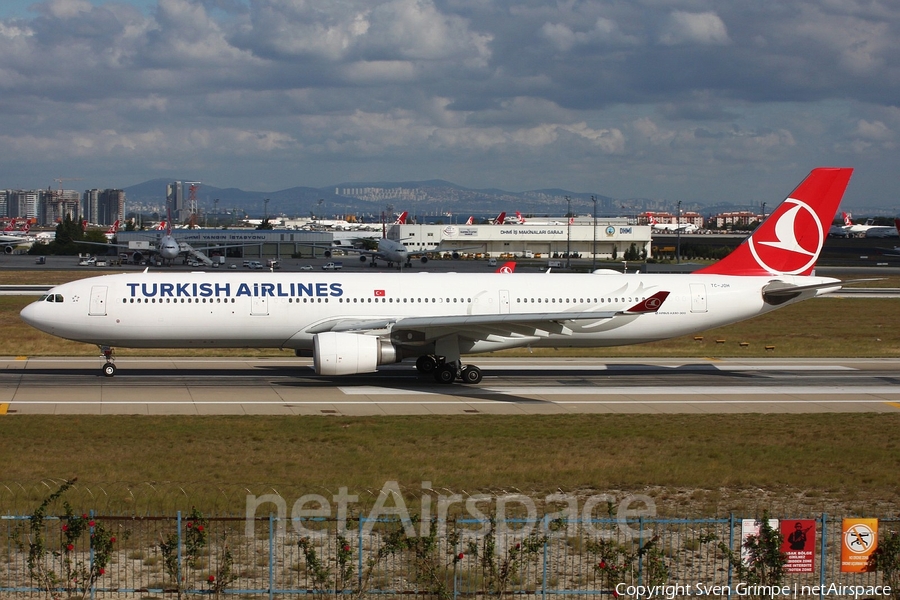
[
  {"x1": 648, "y1": 215, "x2": 699, "y2": 233},
  {"x1": 839, "y1": 212, "x2": 878, "y2": 237},
  {"x1": 21, "y1": 168, "x2": 852, "y2": 383}
]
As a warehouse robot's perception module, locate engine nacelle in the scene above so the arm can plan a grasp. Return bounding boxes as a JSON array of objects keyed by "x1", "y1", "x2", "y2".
[
  {"x1": 324, "y1": 249, "x2": 332, "y2": 258},
  {"x1": 3, "y1": 246, "x2": 12, "y2": 254},
  {"x1": 359, "y1": 255, "x2": 368, "y2": 262},
  {"x1": 419, "y1": 255, "x2": 428, "y2": 264},
  {"x1": 313, "y1": 332, "x2": 400, "y2": 375},
  {"x1": 451, "y1": 251, "x2": 460, "y2": 259}
]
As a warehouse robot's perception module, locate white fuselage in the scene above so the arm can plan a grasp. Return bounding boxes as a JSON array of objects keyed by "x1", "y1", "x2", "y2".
[{"x1": 20, "y1": 271, "x2": 835, "y2": 354}]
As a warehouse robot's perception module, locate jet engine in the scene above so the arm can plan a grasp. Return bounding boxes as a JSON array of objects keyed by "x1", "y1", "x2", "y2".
[
  {"x1": 313, "y1": 332, "x2": 400, "y2": 375},
  {"x1": 3, "y1": 246, "x2": 12, "y2": 254},
  {"x1": 419, "y1": 255, "x2": 428, "y2": 264}
]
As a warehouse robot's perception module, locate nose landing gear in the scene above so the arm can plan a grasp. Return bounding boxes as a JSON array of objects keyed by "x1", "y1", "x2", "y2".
[{"x1": 100, "y1": 346, "x2": 116, "y2": 377}]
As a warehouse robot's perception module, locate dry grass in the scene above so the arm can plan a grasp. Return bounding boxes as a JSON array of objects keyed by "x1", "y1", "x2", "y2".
[{"x1": 1, "y1": 414, "x2": 899, "y2": 515}]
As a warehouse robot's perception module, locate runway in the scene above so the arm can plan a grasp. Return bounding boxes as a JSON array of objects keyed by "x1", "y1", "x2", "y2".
[{"x1": 1, "y1": 357, "x2": 899, "y2": 415}]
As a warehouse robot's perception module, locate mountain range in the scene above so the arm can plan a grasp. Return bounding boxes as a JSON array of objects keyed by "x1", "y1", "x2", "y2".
[{"x1": 121, "y1": 178, "x2": 681, "y2": 220}]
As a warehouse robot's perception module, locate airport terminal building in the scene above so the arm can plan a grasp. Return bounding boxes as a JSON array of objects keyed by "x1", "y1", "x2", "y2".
[
  {"x1": 116, "y1": 229, "x2": 332, "y2": 260},
  {"x1": 387, "y1": 220, "x2": 652, "y2": 259},
  {"x1": 115, "y1": 220, "x2": 652, "y2": 261}
]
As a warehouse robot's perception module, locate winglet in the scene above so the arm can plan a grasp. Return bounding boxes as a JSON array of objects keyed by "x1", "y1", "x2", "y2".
[
  {"x1": 622, "y1": 291, "x2": 669, "y2": 314},
  {"x1": 696, "y1": 168, "x2": 853, "y2": 276}
]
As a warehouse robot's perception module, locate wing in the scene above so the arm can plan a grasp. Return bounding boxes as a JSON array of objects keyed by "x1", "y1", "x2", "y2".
[{"x1": 305, "y1": 291, "x2": 670, "y2": 348}]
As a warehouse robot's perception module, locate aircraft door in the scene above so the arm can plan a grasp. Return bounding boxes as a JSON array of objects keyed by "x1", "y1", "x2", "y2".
[
  {"x1": 499, "y1": 290, "x2": 510, "y2": 314},
  {"x1": 251, "y1": 295, "x2": 269, "y2": 316},
  {"x1": 689, "y1": 283, "x2": 707, "y2": 313},
  {"x1": 89, "y1": 286, "x2": 108, "y2": 316}
]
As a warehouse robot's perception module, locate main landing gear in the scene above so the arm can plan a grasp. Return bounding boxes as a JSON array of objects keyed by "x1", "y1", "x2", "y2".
[
  {"x1": 100, "y1": 346, "x2": 116, "y2": 377},
  {"x1": 415, "y1": 355, "x2": 483, "y2": 385}
]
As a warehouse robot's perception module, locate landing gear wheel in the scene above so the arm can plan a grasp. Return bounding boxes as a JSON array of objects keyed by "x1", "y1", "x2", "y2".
[
  {"x1": 434, "y1": 364, "x2": 457, "y2": 384},
  {"x1": 99, "y1": 345, "x2": 116, "y2": 377},
  {"x1": 460, "y1": 365, "x2": 483, "y2": 384},
  {"x1": 416, "y1": 355, "x2": 438, "y2": 374}
]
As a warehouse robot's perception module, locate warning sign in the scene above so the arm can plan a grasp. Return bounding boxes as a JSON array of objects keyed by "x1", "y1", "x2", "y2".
[
  {"x1": 841, "y1": 518, "x2": 878, "y2": 572},
  {"x1": 780, "y1": 519, "x2": 816, "y2": 573}
]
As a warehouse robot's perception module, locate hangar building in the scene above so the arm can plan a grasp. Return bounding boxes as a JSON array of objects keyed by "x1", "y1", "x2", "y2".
[{"x1": 387, "y1": 219, "x2": 652, "y2": 260}]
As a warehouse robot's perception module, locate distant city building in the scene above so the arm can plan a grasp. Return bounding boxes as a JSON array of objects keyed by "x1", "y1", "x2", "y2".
[
  {"x1": 711, "y1": 211, "x2": 762, "y2": 229},
  {"x1": 641, "y1": 211, "x2": 705, "y2": 228},
  {"x1": 0, "y1": 188, "x2": 124, "y2": 226},
  {"x1": 167, "y1": 181, "x2": 185, "y2": 223}
]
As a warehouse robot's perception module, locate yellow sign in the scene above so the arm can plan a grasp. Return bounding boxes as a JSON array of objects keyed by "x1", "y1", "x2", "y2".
[{"x1": 841, "y1": 518, "x2": 878, "y2": 572}]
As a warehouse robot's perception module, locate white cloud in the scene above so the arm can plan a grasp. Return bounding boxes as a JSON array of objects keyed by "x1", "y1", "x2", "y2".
[{"x1": 659, "y1": 11, "x2": 730, "y2": 46}]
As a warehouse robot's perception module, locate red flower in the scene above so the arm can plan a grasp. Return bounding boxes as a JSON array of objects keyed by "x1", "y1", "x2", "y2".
[
  {"x1": 457, "y1": 552, "x2": 464, "y2": 560},
  {"x1": 62, "y1": 524, "x2": 68, "y2": 532},
  {"x1": 187, "y1": 522, "x2": 193, "y2": 528},
  {"x1": 515, "y1": 543, "x2": 521, "y2": 550},
  {"x1": 82, "y1": 514, "x2": 88, "y2": 519},
  {"x1": 88, "y1": 520, "x2": 95, "y2": 527},
  {"x1": 110, "y1": 537, "x2": 116, "y2": 544},
  {"x1": 613, "y1": 592, "x2": 619, "y2": 598},
  {"x1": 208, "y1": 575, "x2": 215, "y2": 583},
  {"x1": 197, "y1": 525, "x2": 204, "y2": 532},
  {"x1": 99, "y1": 568, "x2": 105, "y2": 575},
  {"x1": 342, "y1": 545, "x2": 350, "y2": 552},
  {"x1": 66, "y1": 544, "x2": 74, "y2": 551},
  {"x1": 599, "y1": 560, "x2": 606, "y2": 569}
]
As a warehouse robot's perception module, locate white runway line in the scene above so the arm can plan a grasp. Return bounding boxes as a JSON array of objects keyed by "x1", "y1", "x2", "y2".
[{"x1": 340, "y1": 385, "x2": 899, "y2": 396}]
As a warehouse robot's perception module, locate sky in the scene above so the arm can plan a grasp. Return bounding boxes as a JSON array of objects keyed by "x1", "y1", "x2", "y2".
[{"x1": 1, "y1": 0, "x2": 899, "y2": 211}]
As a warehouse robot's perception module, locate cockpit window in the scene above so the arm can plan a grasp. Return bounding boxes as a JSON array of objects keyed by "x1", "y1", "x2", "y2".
[
  {"x1": 45, "y1": 294, "x2": 64, "y2": 303},
  {"x1": 38, "y1": 295, "x2": 48, "y2": 301},
  {"x1": 55, "y1": 294, "x2": 64, "y2": 302}
]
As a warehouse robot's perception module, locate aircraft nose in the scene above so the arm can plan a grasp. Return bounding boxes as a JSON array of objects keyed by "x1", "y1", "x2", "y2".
[{"x1": 19, "y1": 301, "x2": 40, "y2": 328}]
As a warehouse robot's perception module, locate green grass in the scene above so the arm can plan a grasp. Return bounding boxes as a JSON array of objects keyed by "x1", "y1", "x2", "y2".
[{"x1": 1, "y1": 414, "x2": 898, "y2": 515}]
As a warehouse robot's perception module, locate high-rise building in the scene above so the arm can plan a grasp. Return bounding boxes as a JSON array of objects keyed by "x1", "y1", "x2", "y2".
[{"x1": 166, "y1": 181, "x2": 184, "y2": 223}]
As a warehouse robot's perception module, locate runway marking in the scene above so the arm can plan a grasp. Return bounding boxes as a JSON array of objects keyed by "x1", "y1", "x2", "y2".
[
  {"x1": 0, "y1": 404, "x2": 7, "y2": 414},
  {"x1": 885, "y1": 402, "x2": 900, "y2": 410},
  {"x1": 340, "y1": 385, "x2": 898, "y2": 396}
]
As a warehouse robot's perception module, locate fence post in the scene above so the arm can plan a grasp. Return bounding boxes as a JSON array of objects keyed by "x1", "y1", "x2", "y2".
[
  {"x1": 541, "y1": 538, "x2": 548, "y2": 600},
  {"x1": 819, "y1": 514, "x2": 827, "y2": 600},
  {"x1": 637, "y1": 515, "x2": 644, "y2": 587},
  {"x1": 89, "y1": 509, "x2": 95, "y2": 600},
  {"x1": 727, "y1": 513, "x2": 734, "y2": 600},
  {"x1": 176, "y1": 511, "x2": 182, "y2": 589},
  {"x1": 268, "y1": 513, "x2": 275, "y2": 600},
  {"x1": 358, "y1": 515, "x2": 364, "y2": 591}
]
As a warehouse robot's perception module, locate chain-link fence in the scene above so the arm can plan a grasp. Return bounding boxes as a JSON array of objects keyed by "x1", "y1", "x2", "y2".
[{"x1": 1, "y1": 511, "x2": 897, "y2": 598}]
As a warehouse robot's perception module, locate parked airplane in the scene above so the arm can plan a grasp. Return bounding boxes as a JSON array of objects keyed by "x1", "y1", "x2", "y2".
[
  {"x1": 21, "y1": 168, "x2": 852, "y2": 383},
  {"x1": 104, "y1": 220, "x2": 120, "y2": 241},
  {"x1": 0, "y1": 221, "x2": 35, "y2": 253},
  {"x1": 839, "y1": 212, "x2": 879, "y2": 237},
  {"x1": 648, "y1": 215, "x2": 698, "y2": 233}
]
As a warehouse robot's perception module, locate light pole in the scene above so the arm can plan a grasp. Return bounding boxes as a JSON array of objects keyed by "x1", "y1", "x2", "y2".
[
  {"x1": 676, "y1": 200, "x2": 682, "y2": 264},
  {"x1": 565, "y1": 196, "x2": 571, "y2": 269},
  {"x1": 591, "y1": 195, "x2": 597, "y2": 271},
  {"x1": 214, "y1": 199, "x2": 219, "y2": 226},
  {"x1": 264, "y1": 198, "x2": 269, "y2": 222}
]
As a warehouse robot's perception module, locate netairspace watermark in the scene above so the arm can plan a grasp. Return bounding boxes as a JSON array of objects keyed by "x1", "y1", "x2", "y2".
[
  {"x1": 616, "y1": 583, "x2": 893, "y2": 599},
  {"x1": 244, "y1": 480, "x2": 655, "y2": 540}
]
